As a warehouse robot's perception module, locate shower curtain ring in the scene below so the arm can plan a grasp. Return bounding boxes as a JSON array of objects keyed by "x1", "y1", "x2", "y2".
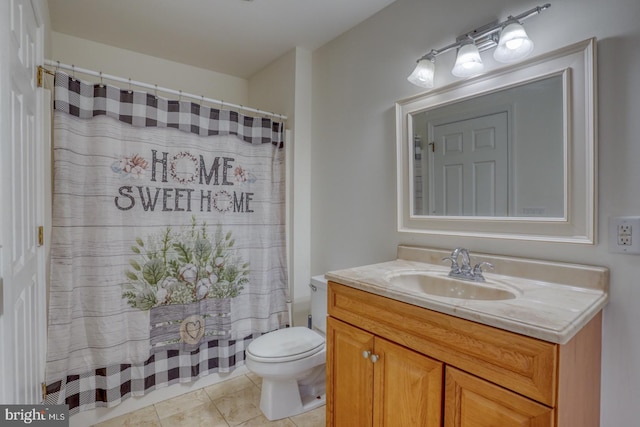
[
  {"x1": 179, "y1": 90, "x2": 182, "y2": 102},
  {"x1": 154, "y1": 84, "x2": 158, "y2": 100},
  {"x1": 99, "y1": 71, "x2": 104, "y2": 88},
  {"x1": 71, "y1": 64, "x2": 76, "y2": 81},
  {"x1": 127, "y1": 78, "x2": 133, "y2": 94},
  {"x1": 55, "y1": 60, "x2": 60, "y2": 72}
]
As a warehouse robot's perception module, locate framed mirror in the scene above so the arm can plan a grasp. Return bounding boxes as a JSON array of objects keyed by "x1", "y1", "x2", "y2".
[{"x1": 396, "y1": 38, "x2": 596, "y2": 243}]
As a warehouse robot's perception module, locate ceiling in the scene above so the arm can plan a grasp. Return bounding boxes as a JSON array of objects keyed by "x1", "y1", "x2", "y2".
[{"x1": 47, "y1": 0, "x2": 397, "y2": 79}]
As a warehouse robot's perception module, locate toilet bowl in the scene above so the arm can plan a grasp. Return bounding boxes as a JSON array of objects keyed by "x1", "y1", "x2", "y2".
[{"x1": 245, "y1": 275, "x2": 328, "y2": 421}]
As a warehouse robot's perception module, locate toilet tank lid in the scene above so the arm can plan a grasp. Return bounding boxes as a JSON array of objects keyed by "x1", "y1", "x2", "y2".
[
  {"x1": 310, "y1": 275, "x2": 327, "y2": 290},
  {"x1": 247, "y1": 327, "x2": 324, "y2": 360}
]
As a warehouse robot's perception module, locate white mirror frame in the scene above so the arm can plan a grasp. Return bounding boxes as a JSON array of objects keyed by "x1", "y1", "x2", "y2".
[{"x1": 396, "y1": 38, "x2": 596, "y2": 244}]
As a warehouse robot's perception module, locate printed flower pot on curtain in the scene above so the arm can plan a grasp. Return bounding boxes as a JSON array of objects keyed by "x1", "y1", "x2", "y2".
[{"x1": 121, "y1": 219, "x2": 247, "y2": 354}]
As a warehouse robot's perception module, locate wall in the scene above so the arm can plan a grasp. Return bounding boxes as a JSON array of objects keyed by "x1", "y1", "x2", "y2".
[
  {"x1": 311, "y1": 0, "x2": 640, "y2": 424},
  {"x1": 51, "y1": 32, "x2": 249, "y2": 106},
  {"x1": 249, "y1": 47, "x2": 313, "y2": 327}
]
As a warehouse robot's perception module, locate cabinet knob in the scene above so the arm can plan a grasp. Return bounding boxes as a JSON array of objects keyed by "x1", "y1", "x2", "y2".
[
  {"x1": 370, "y1": 354, "x2": 379, "y2": 363},
  {"x1": 362, "y1": 350, "x2": 371, "y2": 359}
]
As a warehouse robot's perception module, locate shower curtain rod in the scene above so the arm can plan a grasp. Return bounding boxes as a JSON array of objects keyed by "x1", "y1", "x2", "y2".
[{"x1": 42, "y1": 59, "x2": 288, "y2": 121}]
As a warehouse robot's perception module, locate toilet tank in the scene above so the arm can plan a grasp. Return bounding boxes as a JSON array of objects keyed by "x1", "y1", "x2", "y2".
[{"x1": 310, "y1": 275, "x2": 328, "y2": 334}]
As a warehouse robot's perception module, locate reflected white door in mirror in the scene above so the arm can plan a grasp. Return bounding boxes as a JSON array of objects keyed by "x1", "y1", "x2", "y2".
[
  {"x1": 396, "y1": 38, "x2": 597, "y2": 244},
  {"x1": 428, "y1": 111, "x2": 509, "y2": 216}
]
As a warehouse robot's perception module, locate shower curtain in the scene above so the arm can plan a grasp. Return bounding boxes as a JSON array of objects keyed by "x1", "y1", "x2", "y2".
[{"x1": 44, "y1": 71, "x2": 288, "y2": 414}]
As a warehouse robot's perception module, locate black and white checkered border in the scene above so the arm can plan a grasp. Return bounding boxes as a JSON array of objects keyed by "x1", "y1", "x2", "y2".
[
  {"x1": 54, "y1": 71, "x2": 284, "y2": 148},
  {"x1": 44, "y1": 334, "x2": 257, "y2": 415}
]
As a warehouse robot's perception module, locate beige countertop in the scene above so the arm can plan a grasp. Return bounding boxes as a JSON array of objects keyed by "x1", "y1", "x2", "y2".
[{"x1": 325, "y1": 246, "x2": 609, "y2": 345}]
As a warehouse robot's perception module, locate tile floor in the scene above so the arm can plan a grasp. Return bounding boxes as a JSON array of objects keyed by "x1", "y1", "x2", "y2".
[{"x1": 93, "y1": 372, "x2": 326, "y2": 427}]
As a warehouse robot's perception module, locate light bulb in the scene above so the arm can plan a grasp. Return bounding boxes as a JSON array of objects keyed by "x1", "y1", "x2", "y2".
[{"x1": 505, "y1": 38, "x2": 524, "y2": 50}]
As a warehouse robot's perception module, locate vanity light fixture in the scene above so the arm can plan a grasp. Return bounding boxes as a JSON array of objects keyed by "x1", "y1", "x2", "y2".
[{"x1": 407, "y1": 3, "x2": 550, "y2": 88}]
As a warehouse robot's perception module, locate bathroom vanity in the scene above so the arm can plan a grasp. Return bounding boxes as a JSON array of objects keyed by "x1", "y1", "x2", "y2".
[{"x1": 325, "y1": 246, "x2": 608, "y2": 427}]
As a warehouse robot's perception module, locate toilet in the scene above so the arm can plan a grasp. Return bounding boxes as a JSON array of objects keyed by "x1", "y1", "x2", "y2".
[{"x1": 245, "y1": 275, "x2": 328, "y2": 421}]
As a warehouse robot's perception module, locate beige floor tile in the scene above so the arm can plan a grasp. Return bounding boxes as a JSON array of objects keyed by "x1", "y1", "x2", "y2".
[
  {"x1": 153, "y1": 388, "x2": 212, "y2": 419},
  {"x1": 289, "y1": 406, "x2": 326, "y2": 427},
  {"x1": 159, "y1": 401, "x2": 229, "y2": 427},
  {"x1": 236, "y1": 414, "x2": 296, "y2": 427},
  {"x1": 245, "y1": 371, "x2": 263, "y2": 388},
  {"x1": 204, "y1": 375, "x2": 255, "y2": 401},
  {"x1": 92, "y1": 405, "x2": 161, "y2": 427},
  {"x1": 212, "y1": 385, "x2": 262, "y2": 426}
]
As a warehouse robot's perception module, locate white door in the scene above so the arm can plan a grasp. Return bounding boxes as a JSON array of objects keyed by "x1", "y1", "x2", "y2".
[
  {"x1": 429, "y1": 112, "x2": 508, "y2": 216},
  {"x1": 0, "y1": 0, "x2": 47, "y2": 404}
]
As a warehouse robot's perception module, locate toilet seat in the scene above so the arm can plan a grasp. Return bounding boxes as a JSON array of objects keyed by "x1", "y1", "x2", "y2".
[{"x1": 246, "y1": 327, "x2": 325, "y2": 363}]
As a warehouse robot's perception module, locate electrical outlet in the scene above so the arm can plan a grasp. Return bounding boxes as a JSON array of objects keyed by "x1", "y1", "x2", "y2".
[
  {"x1": 618, "y1": 224, "x2": 632, "y2": 245},
  {"x1": 610, "y1": 217, "x2": 640, "y2": 254},
  {"x1": 619, "y1": 235, "x2": 631, "y2": 245}
]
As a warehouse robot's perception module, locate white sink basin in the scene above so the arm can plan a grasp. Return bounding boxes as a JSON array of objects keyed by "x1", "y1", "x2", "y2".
[{"x1": 386, "y1": 270, "x2": 517, "y2": 301}]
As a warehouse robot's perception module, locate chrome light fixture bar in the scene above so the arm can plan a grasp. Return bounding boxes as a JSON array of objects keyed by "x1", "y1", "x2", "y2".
[{"x1": 407, "y1": 3, "x2": 551, "y2": 88}]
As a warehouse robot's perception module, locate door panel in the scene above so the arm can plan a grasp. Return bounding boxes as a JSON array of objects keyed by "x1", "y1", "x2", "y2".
[
  {"x1": 444, "y1": 164, "x2": 463, "y2": 215},
  {"x1": 473, "y1": 161, "x2": 496, "y2": 215},
  {"x1": 373, "y1": 337, "x2": 443, "y2": 427},
  {"x1": 445, "y1": 367, "x2": 553, "y2": 427}
]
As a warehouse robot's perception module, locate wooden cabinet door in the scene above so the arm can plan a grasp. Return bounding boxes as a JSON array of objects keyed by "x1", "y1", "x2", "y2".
[
  {"x1": 445, "y1": 367, "x2": 554, "y2": 427},
  {"x1": 373, "y1": 337, "x2": 443, "y2": 427},
  {"x1": 327, "y1": 317, "x2": 375, "y2": 427}
]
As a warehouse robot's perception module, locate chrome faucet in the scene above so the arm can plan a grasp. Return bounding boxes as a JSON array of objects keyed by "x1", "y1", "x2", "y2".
[{"x1": 442, "y1": 248, "x2": 493, "y2": 282}]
